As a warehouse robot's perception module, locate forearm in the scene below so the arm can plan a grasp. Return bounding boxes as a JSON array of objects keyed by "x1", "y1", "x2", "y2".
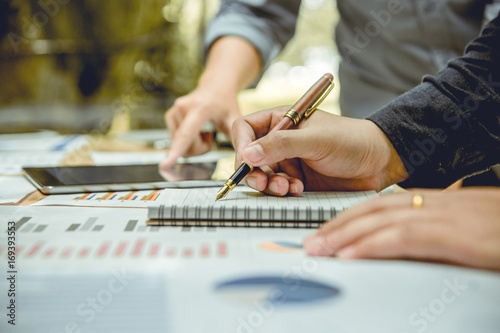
[
  {"x1": 198, "y1": 36, "x2": 261, "y2": 95},
  {"x1": 204, "y1": 0, "x2": 300, "y2": 70},
  {"x1": 368, "y1": 14, "x2": 500, "y2": 188}
]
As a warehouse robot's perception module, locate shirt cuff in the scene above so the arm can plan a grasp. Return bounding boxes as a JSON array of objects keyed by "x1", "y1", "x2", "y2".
[{"x1": 203, "y1": 15, "x2": 282, "y2": 71}]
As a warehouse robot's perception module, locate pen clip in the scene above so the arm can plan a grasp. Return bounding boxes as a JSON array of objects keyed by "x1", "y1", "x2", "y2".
[{"x1": 304, "y1": 82, "x2": 334, "y2": 118}]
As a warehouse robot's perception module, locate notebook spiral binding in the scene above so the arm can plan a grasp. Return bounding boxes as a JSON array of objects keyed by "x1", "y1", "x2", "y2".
[
  {"x1": 147, "y1": 219, "x2": 324, "y2": 228},
  {"x1": 148, "y1": 204, "x2": 341, "y2": 228}
]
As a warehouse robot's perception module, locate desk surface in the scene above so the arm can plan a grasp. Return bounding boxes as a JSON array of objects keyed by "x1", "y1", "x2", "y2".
[{"x1": 0, "y1": 132, "x2": 494, "y2": 333}]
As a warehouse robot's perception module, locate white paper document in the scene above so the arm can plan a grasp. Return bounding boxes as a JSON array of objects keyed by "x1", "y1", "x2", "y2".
[
  {"x1": 0, "y1": 133, "x2": 88, "y2": 174},
  {"x1": 0, "y1": 151, "x2": 67, "y2": 175},
  {"x1": 0, "y1": 133, "x2": 88, "y2": 152},
  {"x1": 0, "y1": 176, "x2": 36, "y2": 204},
  {"x1": 0, "y1": 206, "x2": 311, "y2": 267},
  {"x1": 1, "y1": 206, "x2": 500, "y2": 333}
]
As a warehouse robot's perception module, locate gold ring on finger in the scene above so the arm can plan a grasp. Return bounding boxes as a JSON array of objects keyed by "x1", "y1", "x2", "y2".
[{"x1": 412, "y1": 193, "x2": 424, "y2": 209}]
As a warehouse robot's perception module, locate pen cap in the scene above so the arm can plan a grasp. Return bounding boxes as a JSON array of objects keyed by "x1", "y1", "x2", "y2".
[{"x1": 288, "y1": 73, "x2": 334, "y2": 123}]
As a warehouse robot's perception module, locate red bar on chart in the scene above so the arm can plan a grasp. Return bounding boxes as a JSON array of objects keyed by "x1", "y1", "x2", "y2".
[
  {"x1": 43, "y1": 248, "x2": 56, "y2": 258},
  {"x1": 165, "y1": 248, "x2": 176, "y2": 257},
  {"x1": 97, "y1": 192, "x2": 116, "y2": 200},
  {"x1": 97, "y1": 242, "x2": 110, "y2": 257},
  {"x1": 183, "y1": 248, "x2": 193, "y2": 258},
  {"x1": 26, "y1": 242, "x2": 43, "y2": 258},
  {"x1": 74, "y1": 193, "x2": 91, "y2": 200},
  {"x1": 142, "y1": 190, "x2": 161, "y2": 201},
  {"x1": 0, "y1": 246, "x2": 3, "y2": 255},
  {"x1": 78, "y1": 247, "x2": 90, "y2": 258},
  {"x1": 14, "y1": 246, "x2": 23, "y2": 255},
  {"x1": 119, "y1": 191, "x2": 138, "y2": 200},
  {"x1": 74, "y1": 193, "x2": 96, "y2": 200},
  {"x1": 149, "y1": 244, "x2": 160, "y2": 257},
  {"x1": 60, "y1": 247, "x2": 73, "y2": 258},
  {"x1": 114, "y1": 242, "x2": 127, "y2": 257},
  {"x1": 218, "y1": 242, "x2": 227, "y2": 257},
  {"x1": 131, "y1": 239, "x2": 145, "y2": 257},
  {"x1": 201, "y1": 244, "x2": 210, "y2": 257}
]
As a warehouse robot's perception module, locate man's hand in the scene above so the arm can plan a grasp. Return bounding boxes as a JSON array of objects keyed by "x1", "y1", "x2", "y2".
[
  {"x1": 161, "y1": 87, "x2": 240, "y2": 167},
  {"x1": 161, "y1": 36, "x2": 261, "y2": 167},
  {"x1": 303, "y1": 189, "x2": 500, "y2": 271},
  {"x1": 232, "y1": 106, "x2": 408, "y2": 196}
]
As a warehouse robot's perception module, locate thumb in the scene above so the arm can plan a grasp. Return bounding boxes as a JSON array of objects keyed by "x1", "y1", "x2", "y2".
[{"x1": 241, "y1": 129, "x2": 316, "y2": 167}]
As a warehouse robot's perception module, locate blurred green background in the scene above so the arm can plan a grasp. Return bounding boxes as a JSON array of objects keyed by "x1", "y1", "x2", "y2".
[{"x1": 0, "y1": 0, "x2": 339, "y2": 134}]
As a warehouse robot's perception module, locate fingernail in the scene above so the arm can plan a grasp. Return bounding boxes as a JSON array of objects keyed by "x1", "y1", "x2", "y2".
[
  {"x1": 244, "y1": 144, "x2": 265, "y2": 163},
  {"x1": 245, "y1": 175, "x2": 257, "y2": 189},
  {"x1": 337, "y1": 246, "x2": 356, "y2": 259},
  {"x1": 304, "y1": 235, "x2": 332, "y2": 256},
  {"x1": 290, "y1": 183, "x2": 298, "y2": 194},
  {"x1": 269, "y1": 181, "x2": 280, "y2": 194}
]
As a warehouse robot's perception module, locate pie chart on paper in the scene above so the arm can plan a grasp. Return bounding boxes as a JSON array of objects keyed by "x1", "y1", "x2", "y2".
[
  {"x1": 259, "y1": 241, "x2": 303, "y2": 252},
  {"x1": 214, "y1": 275, "x2": 341, "y2": 305}
]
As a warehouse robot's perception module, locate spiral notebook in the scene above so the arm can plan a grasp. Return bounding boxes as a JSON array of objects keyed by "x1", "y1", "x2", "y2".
[{"x1": 147, "y1": 187, "x2": 377, "y2": 227}]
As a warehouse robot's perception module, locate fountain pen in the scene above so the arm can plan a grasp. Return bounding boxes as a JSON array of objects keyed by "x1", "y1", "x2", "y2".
[{"x1": 215, "y1": 73, "x2": 334, "y2": 201}]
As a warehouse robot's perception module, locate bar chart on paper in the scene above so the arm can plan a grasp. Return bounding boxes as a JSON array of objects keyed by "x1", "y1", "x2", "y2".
[
  {"x1": 13, "y1": 237, "x2": 229, "y2": 261},
  {"x1": 1, "y1": 206, "x2": 311, "y2": 270},
  {"x1": 1, "y1": 207, "x2": 232, "y2": 265},
  {"x1": 73, "y1": 189, "x2": 161, "y2": 202},
  {"x1": 34, "y1": 189, "x2": 164, "y2": 207}
]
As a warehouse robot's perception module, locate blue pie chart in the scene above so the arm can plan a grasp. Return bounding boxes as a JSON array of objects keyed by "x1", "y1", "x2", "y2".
[{"x1": 214, "y1": 275, "x2": 341, "y2": 305}]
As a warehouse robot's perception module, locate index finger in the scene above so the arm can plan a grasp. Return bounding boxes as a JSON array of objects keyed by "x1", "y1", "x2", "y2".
[{"x1": 161, "y1": 109, "x2": 208, "y2": 167}]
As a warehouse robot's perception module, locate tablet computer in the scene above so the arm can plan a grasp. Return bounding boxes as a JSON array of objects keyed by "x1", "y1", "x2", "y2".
[{"x1": 23, "y1": 163, "x2": 224, "y2": 194}]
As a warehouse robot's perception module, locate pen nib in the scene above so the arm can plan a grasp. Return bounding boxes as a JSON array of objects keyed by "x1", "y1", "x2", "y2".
[{"x1": 216, "y1": 185, "x2": 230, "y2": 201}]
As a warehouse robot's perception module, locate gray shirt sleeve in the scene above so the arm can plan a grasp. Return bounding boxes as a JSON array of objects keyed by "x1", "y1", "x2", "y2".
[
  {"x1": 367, "y1": 13, "x2": 500, "y2": 189},
  {"x1": 204, "y1": 0, "x2": 301, "y2": 69}
]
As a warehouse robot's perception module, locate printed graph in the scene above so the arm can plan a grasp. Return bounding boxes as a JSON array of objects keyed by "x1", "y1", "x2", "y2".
[
  {"x1": 74, "y1": 193, "x2": 96, "y2": 200},
  {"x1": 66, "y1": 217, "x2": 104, "y2": 232},
  {"x1": 259, "y1": 241, "x2": 303, "y2": 252},
  {"x1": 1, "y1": 208, "x2": 312, "y2": 267},
  {"x1": 73, "y1": 189, "x2": 161, "y2": 202},
  {"x1": 142, "y1": 190, "x2": 161, "y2": 201},
  {"x1": 119, "y1": 191, "x2": 138, "y2": 200},
  {"x1": 97, "y1": 192, "x2": 117, "y2": 200},
  {"x1": 214, "y1": 276, "x2": 341, "y2": 305},
  {"x1": 33, "y1": 189, "x2": 165, "y2": 207},
  {"x1": 10, "y1": 216, "x2": 211, "y2": 234},
  {"x1": 7, "y1": 239, "x2": 228, "y2": 260},
  {"x1": 3, "y1": 214, "x2": 229, "y2": 262}
]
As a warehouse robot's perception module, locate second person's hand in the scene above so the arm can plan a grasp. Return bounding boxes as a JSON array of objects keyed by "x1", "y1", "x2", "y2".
[
  {"x1": 161, "y1": 86, "x2": 240, "y2": 167},
  {"x1": 161, "y1": 36, "x2": 262, "y2": 168}
]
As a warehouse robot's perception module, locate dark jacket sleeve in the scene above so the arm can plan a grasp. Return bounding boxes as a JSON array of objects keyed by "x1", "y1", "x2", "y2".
[{"x1": 367, "y1": 13, "x2": 500, "y2": 189}]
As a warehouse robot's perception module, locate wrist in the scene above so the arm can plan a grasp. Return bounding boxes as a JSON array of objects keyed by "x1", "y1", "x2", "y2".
[
  {"x1": 366, "y1": 120, "x2": 409, "y2": 188},
  {"x1": 383, "y1": 134, "x2": 409, "y2": 186}
]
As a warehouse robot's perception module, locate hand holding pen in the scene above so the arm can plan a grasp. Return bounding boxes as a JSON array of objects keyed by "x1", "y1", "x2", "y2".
[
  {"x1": 217, "y1": 73, "x2": 335, "y2": 200},
  {"x1": 226, "y1": 72, "x2": 407, "y2": 198}
]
